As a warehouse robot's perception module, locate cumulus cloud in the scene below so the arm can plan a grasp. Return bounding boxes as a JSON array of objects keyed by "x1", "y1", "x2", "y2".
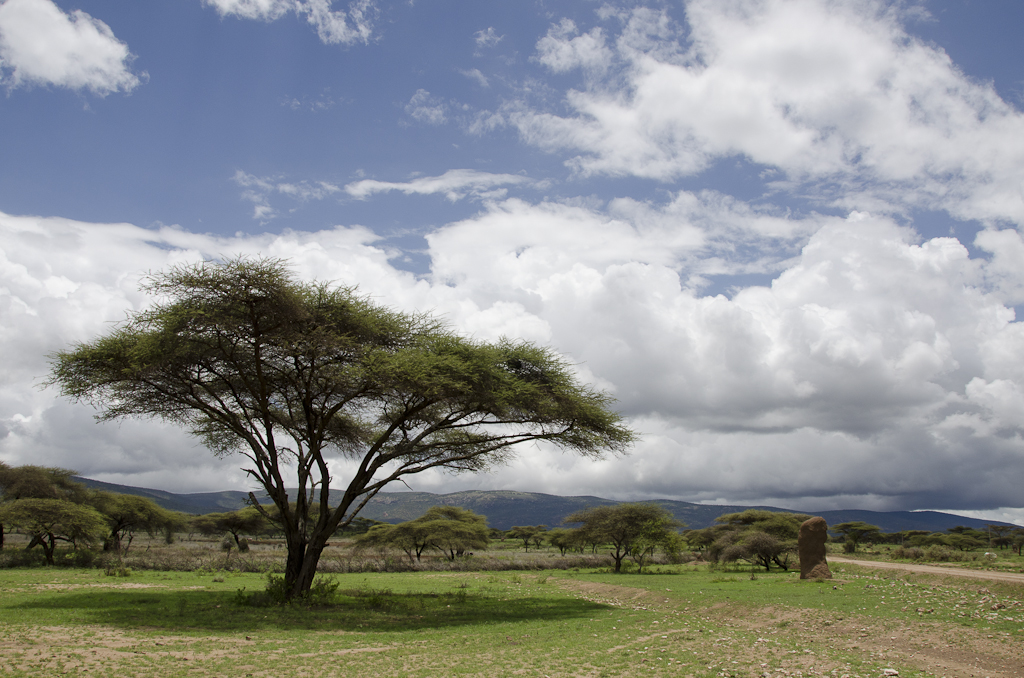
[
  {"x1": 422, "y1": 206, "x2": 1024, "y2": 513},
  {"x1": 0, "y1": 210, "x2": 423, "y2": 492},
  {"x1": 535, "y1": 19, "x2": 612, "y2": 75},
  {"x1": 0, "y1": 0, "x2": 143, "y2": 94},
  {"x1": 204, "y1": 0, "x2": 376, "y2": 45},
  {"x1": 3, "y1": 203, "x2": 1023, "y2": 515},
  {"x1": 344, "y1": 169, "x2": 530, "y2": 202},
  {"x1": 510, "y1": 0, "x2": 1024, "y2": 224}
]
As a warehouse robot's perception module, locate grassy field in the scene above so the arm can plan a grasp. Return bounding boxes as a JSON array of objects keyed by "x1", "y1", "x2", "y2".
[{"x1": 1, "y1": 561, "x2": 1022, "y2": 678}]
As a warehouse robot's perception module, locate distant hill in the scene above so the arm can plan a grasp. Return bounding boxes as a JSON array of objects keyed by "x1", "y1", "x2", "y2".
[
  {"x1": 73, "y1": 477, "x2": 1020, "y2": 533},
  {"x1": 73, "y1": 477, "x2": 252, "y2": 515}
]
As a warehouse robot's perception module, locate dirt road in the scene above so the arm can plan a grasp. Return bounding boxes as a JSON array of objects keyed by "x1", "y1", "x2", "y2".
[{"x1": 830, "y1": 555, "x2": 1024, "y2": 584}]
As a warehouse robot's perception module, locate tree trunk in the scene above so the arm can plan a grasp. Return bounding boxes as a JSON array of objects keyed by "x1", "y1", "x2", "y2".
[
  {"x1": 42, "y1": 533, "x2": 55, "y2": 565},
  {"x1": 288, "y1": 538, "x2": 327, "y2": 598}
]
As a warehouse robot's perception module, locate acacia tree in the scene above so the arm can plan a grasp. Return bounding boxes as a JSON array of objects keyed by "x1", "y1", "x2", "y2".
[
  {"x1": 90, "y1": 492, "x2": 177, "y2": 556},
  {"x1": 702, "y1": 510, "x2": 809, "y2": 571},
  {"x1": 0, "y1": 464, "x2": 90, "y2": 550},
  {"x1": 0, "y1": 499, "x2": 106, "y2": 564},
  {"x1": 192, "y1": 507, "x2": 268, "y2": 550},
  {"x1": 508, "y1": 525, "x2": 548, "y2": 552},
  {"x1": 546, "y1": 527, "x2": 583, "y2": 555},
  {"x1": 48, "y1": 258, "x2": 632, "y2": 598},
  {"x1": 565, "y1": 503, "x2": 682, "y2": 573},
  {"x1": 832, "y1": 521, "x2": 882, "y2": 552},
  {"x1": 416, "y1": 506, "x2": 490, "y2": 560},
  {"x1": 356, "y1": 521, "x2": 432, "y2": 563},
  {"x1": 355, "y1": 506, "x2": 490, "y2": 563}
]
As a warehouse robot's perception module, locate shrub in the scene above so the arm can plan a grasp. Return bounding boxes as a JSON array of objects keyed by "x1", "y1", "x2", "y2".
[
  {"x1": 923, "y1": 545, "x2": 954, "y2": 562},
  {"x1": 236, "y1": 573, "x2": 339, "y2": 607},
  {"x1": 891, "y1": 546, "x2": 923, "y2": 560}
]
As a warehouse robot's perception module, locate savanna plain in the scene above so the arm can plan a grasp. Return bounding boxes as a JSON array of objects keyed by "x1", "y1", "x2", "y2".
[{"x1": 2, "y1": 553, "x2": 1023, "y2": 678}]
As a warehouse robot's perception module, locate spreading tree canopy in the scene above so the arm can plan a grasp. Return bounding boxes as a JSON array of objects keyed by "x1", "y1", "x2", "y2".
[
  {"x1": 0, "y1": 499, "x2": 107, "y2": 565},
  {"x1": 355, "y1": 506, "x2": 490, "y2": 562},
  {"x1": 564, "y1": 503, "x2": 682, "y2": 573},
  {"x1": 48, "y1": 258, "x2": 633, "y2": 597},
  {"x1": 0, "y1": 463, "x2": 90, "y2": 550}
]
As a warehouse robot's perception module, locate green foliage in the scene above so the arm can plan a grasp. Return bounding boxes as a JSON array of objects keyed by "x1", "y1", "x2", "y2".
[
  {"x1": 237, "y1": 573, "x2": 341, "y2": 607},
  {"x1": 90, "y1": 491, "x2": 177, "y2": 556},
  {"x1": 694, "y1": 510, "x2": 810, "y2": 571},
  {"x1": 0, "y1": 464, "x2": 89, "y2": 503},
  {"x1": 546, "y1": 527, "x2": 584, "y2": 555},
  {"x1": 831, "y1": 521, "x2": 882, "y2": 550},
  {"x1": 48, "y1": 257, "x2": 632, "y2": 598},
  {"x1": 354, "y1": 505, "x2": 490, "y2": 562},
  {"x1": 0, "y1": 463, "x2": 91, "y2": 551},
  {"x1": 193, "y1": 508, "x2": 268, "y2": 549},
  {"x1": 564, "y1": 503, "x2": 683, "y2": 573},
  {"x1": 508, "y1": 525, "x2": 548, "y2": 552},
  {"x1": 0, "y1": 498, "x2": 107, "y2": 565}
]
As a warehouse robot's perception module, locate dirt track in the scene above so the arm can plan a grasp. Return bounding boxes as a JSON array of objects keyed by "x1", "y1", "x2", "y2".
[{"x1": 830, "y1": 555, "x2": 1024, "y2": 584}]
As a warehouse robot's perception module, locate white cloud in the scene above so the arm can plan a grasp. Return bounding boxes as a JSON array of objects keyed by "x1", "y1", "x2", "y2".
[
  {"x1": 204, "y1": 0, "x2": 376, "y2": 45},
  {"x1": 512, "y1": 0, "x2": 1024, "y2": 224},
  {"x1": 423, "y1": 203, "x2": 1024, "y2": 512},
  {"x1": 405, "y1": 89, "x2": 448, "y2": 125},
  {"x1": 344, "y1": 169, "x2": 530, "y2": 202},
  {"x1": 232, "y1": 170, "x2": 342, "y2": 221},
  {"x1": 473, "y1": 26, "x2": 502, "y2": 49},
  {"x1": 3, "y1": 204, "x2": 1023, "y2": 515},
  {"x1": 0, "y1": 210, "x2": 425, "y2": 492},
  {"x1": 535, "y1": 19, "x2": 612, "y2": 75},
  {"x1": 0, "y1": 0, "x2": 142, "y2": 94},
  {"x1": 459, "y1": 68, "x2": 489, "y2": 88}
]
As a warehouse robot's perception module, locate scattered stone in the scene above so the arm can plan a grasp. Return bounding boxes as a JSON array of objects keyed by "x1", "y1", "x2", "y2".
[{"x1": 798, "y1": 516, "x2": 832, "y2": 580}]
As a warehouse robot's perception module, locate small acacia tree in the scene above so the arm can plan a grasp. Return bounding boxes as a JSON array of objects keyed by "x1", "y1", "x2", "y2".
[
  {"x1": 508, "y1": 525, "x2": 548, "y2": 552},
  {"x1": 546, "y1": 527, "x2": 583, "y2": 556},
  {"x1": 0, "y1": 464, "x2": 90, "y2": 550},
  {"x1": 48, "y1": 258, "x2": 633, "y2": 598},
  {"x1": 701, "y1": 510, "x2": 809, "y2": 571},
  {"x1": 354, "y1": 505, "x2": 490, "y2": 562},
  {"x1": 192, "y1": 508, "x2": 268, "y2": 550},
  {"x1": 565, "y1": 503, "x2": 683, "y2": 573},
  {"x1": 832, "y1": 521, "x2": 882, "y2": 552},
  {"x1": 0, "y1": 498, "x2": 107, "y2": 564},
  {"x1": 90, "y1": 492, "x2": 177, "y2": 556}
]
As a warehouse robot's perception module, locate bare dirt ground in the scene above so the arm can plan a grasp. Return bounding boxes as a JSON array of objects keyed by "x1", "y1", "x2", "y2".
[{"x1": 829, "y1": 558, "x2": 1024, "y2": 585}]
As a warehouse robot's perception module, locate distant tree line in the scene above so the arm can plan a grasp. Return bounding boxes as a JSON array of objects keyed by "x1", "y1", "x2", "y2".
[
  {"x1": 5, "y1": 462, "x2": 1020, "y2": 571},
  {"x1": 0, "y1": 462, "x2": 387, "y2": 566}
]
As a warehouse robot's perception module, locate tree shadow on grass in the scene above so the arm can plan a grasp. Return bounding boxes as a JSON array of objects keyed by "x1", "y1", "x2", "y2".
[{"x1": 8, "y1": 586, "x2": 612, "y2": 633}]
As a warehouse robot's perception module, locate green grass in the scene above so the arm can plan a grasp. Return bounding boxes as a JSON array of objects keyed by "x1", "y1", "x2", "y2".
[{"x1": 0, "y1": 564, "x2": 1021, "y2": 677}]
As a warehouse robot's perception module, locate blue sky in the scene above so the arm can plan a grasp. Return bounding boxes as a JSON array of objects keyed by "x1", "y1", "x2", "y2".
[{"x1": 3, "y1": 0, "x2": 1024, "y2": 524}]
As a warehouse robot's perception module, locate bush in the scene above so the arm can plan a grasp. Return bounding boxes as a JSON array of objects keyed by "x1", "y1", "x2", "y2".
[
  {"x1": 0, "y1": 547, "x2": 48, "y2": 568},
  {"x1": 923, "y1": 545, "x2": 949, "y2": 561},
  {"x1": 843, "y1": 539, "x2": 857, "y2": 554},
  {"x1": 891, "y1": 546, "x2": 923, "y2": 560},
  {"x1": 236, "y1": 573, "x2": 340, "y2": 607}
]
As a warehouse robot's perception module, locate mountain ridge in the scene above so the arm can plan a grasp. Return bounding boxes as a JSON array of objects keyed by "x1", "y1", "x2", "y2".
[{"x1": 73, "y1": 477, "x2": 1020, "y2": 533}]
